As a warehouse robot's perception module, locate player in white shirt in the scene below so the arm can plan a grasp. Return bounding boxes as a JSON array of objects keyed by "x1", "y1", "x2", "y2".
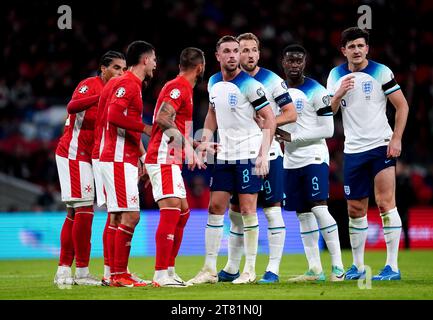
[
  {"x1": 188, "y1": 35, "x2": 276, "y2": 285},
  {"x1": 277, "y1": 44, "x2": 345, "y2": 282},
  {"x1": 217, "y1": 33, "x2": 297, "y2": 284},
  {"x1": 327, "y1": 27, "x2": 409, "y2": 280}
]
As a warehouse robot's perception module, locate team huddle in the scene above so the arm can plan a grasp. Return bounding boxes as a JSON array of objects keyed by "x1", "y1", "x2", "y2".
[{"x1": 53, "y1": 27, "x2": 409, "y2": 288}]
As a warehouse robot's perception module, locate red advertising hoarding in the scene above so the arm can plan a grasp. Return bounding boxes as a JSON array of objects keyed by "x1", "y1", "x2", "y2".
[{"x1": 366, "y1": 207, "x2": 433, "y2": 249}]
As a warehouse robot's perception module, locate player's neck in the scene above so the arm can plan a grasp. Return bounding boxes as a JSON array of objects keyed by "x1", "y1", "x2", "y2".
[
  {"x1": 128, "y1": 66, "x2": 145, "y2": 82},
  {"x1": 179, "y1": 71, "x2": 197, "y2": 88},
  {"x1": 222, "y1": 68, "x2": 241, "y2": 81},
  {"x1": 348, "y1": 59, "x2": 369, "y2": 72},
  {"x1": 242, "y1": 66, "x2": 260, "y2": 77},
  {"x1": 100, "y1": 74, "x2": 107, "y2": 84},
  {"x1": 286, "y1": 75, "x2": 304, "y2": 88}
]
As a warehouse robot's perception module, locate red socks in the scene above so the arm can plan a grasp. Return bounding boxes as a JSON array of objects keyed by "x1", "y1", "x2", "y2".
[
  {"x1": 113, "y1": 224, "x2": 134, "y2": 274},
  {"x1": 73, "y1": 206, "x2": 94, "y2": 268},
  {"x1": 102, "y1": 213, "x2": 111, "y2": 267},
  {"x1": 155, "y1": 208, "x2": 181, "y2": 271},
  {"x1": 59, "y1": 216, "x2": 74, "y2": 266},
  {"x1": 169, "y1": 209, "x2": 190, "y2": 267},
  {"x1": 107, "y1": 224, "x2": 118, "y2": 274}
]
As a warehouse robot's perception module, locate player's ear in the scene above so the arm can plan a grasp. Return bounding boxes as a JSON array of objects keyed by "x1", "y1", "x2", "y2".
[
  {"x1": 365, "y1": 45, "x2": 369, "y2": 55},
  {"x1": 341, "y1": 46, "x2": 347, "y2": 57},
  {"x1": 100, "y1": 65, "x2": 107, "y2": 76},
  {"x1": 215, "y1": 51, "x2": 220, "y2": 63}
]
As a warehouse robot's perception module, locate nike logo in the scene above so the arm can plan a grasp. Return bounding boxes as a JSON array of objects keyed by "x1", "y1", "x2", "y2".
[
  {"x1": 242, "y1": 185, "x2": 250, "y2": 189},
  {"x1": 265, "y1": 196, "x2": 273, "y2": 200},
  {"x1": 385, "y1": 159, "x2": 392, "y2": 164},
  {"x1": 211, "y1": 96, "x2": 216, "y2": 99},
  {"x1": 271, "y1": 232, "x2": 282, "y2": 235},
  {"x1": 327, "y1": 229, "x2": 337, "y2": 234},
  {"x1": 312, "y1": 192, "x2": 320, "y2": 197}
]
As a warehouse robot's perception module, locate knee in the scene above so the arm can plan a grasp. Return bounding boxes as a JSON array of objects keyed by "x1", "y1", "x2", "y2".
[
  {"x1": 376, "y1": 197, "x2": 395, "y2": 213},
  {"x1": 348, "y1": 202, "x2": 366, "y2": 218},
  {"x1": 209, "y1": 202, "x2": 226, "y2": 215},
  {"x1": 122, "y1": 212, "x2": 140, "y2": 227},
  {"x1": 239, "y1": 204, "x2": 255, "y2": 215}
]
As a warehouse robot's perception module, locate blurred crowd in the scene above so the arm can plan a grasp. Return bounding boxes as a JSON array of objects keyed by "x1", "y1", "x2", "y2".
[{"x1": 1, "y1": 0, "x2": 433, "y2": 210}]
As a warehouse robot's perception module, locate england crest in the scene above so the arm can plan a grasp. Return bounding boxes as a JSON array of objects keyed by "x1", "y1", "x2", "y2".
[
  {"x1": 362, "y1": 81, "x2": 373, "y2": 95},
  {"x1": 228, "y1": 93, "x2": 238, "y2": 107},
  {"x1": 295, "y1": 99, "x2": 304, "y2": 113}
]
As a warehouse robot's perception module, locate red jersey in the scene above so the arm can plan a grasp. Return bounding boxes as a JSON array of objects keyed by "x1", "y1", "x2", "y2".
[
  {"x1": 99, "y1": 71, "x2": 145, "y2": 166},
  {"x1": 145, "y1": 75, "x2": 193, "y2": 165},
  {"x1": 56, "y1": 76, "x2": 104, "y2": 162},
  {"x1": 91, "y1": 77, "x2": 121, "y2": 160}
]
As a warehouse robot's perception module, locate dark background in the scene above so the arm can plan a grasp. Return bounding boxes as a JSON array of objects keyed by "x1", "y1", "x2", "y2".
[{"x1": 1, "y1": 0, "x2": 432, "y2": 247}]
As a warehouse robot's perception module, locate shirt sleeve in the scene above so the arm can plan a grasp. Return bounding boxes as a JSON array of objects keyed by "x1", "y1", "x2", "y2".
[
  {"x1": 272, "y1": 76, "x2": 293, "y2": 109},
  {"x1": 246, "y1": 79, "x2": 270, "y2": 111},
  {"x1": 380, "y1": 65, "x2": 401, "y2": 96},
  {"x1": 160, "y1": 83, "x2": 186, "y2": 111},
  {"x1": 71, "y1": 78, "x2": 96, "y2": 100},
  {"x1": 109, "y1": 80, "x2": 134, "y2": 110},
  {"x1": 326, "y1": 70, "x2": 337, "y2": 97},
  {"x1": 313, "y1": 83, "x2": 333, "y2": 116}
]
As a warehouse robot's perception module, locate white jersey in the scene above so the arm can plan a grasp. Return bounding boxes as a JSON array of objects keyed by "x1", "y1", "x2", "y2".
[
  {"x1": 253, "y1": 67, "x2": 293, "y2": 160},
  {"x1": 281, "y1": 77, "x2": 333, "y2": 169},
  {"x1": 208, "y1": 70, "x2": 270, "y2": 161},
  {"x1": 327, "y1": 60, "x2": 400, "y2": 154}
]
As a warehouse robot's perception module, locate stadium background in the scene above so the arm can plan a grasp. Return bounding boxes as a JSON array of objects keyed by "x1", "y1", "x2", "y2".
[{"x1": 1, "y1": 0, "x2": 433, "y2": 260}]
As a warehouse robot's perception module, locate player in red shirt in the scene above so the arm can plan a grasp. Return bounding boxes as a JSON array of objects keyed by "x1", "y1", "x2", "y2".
[
  {"x1": 54, "y1": 51, "x2": 126, "y2": 287},
  {"x1": 99, "y1": 40, "x2": 155, "y2": 287},
  {"x1": 145, "y1": 47, "x2": 216, "y2": 287}
]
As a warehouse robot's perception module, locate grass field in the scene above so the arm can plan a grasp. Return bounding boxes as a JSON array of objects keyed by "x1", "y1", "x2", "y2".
[{"x1": 0, "y1": 250, "x2": 432, "y2": 300}]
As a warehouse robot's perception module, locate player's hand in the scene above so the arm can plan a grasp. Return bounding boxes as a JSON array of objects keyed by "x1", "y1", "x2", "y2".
[
  {"x1": 143, "y1": 124, "x2": 153, "y2": 136},
  {"x1": 254, "y1": 114, "x2": 265, "y2": 129},
  {"x1": 137, "y1": 160, "x2": 151, "y2": 188},
  {"x1": 275, "y1": 127, "x2": 292, "y2": 142},
  {"x1": 254, "y1": 155, "x2": 269, "y2": 178},
  {"x1": 185, "y1": 146, "x2": 207, "y2": 171},
  {"x1": 195, "y1": 141, "x2": 221, "y2": 156},
  {"x1": 387, "y1": 136, "x2": 402, "y2": 158},
  {"x1": 335, "y1": 75, "x2": 355, "y2": 99}
]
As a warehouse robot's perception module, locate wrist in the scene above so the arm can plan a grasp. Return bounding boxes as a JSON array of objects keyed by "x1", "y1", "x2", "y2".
[{"x1": 139, "y1": 153, "x2": 146, "y2": 164}]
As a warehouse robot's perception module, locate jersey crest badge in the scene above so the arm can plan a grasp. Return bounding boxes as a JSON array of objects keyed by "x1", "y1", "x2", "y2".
[
  {"x1": 170, "y1": 88, "x2": 181, "y2": 99},
  {"x1": 295, "y1": 99, "x2": 304, "y2": 113},
  {"x1": 228, "y1": 93, "x2": 238, "y2": 107},
  {"x1": 281, "y1": 81, "x2": 288, "y2": 90},
  {"x1": 115, "y1": 87, "x2": 126, "y2": 98},
  {"x1": 362, "y1": 81, "x2": 373, "y2": 95},
  {"x1": 344, "y1": 185, "x2": 351, "y2": 195},
  {"x1": 78, "y1": 85, "x2": 88, "y2": 94}
]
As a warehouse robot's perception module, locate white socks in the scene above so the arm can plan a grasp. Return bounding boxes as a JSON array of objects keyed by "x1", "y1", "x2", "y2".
[
  {"x1": 57, "y1": 265, "x2": 71, "y2": 276},
  {"x1": 349, "y1": 215, "x2": 368, "y2": 271},
  {"x1": 223, "y1": 209, "x2": 244, "y2": 274},
  {"x1": 381, "y1": 208, "x2": 402, "y2": 272},
  {"x1": 154, "y1": 269, "x2": 168, "y2": 281},
  {"x1": 75, "y1": 267, "x2": 89, "y2": 278},
  {"x1": 242, "y1": 214, "x2": 259, "y2": 274},
  {"x1": 204, "y1": 214, "x2": 224, "y2": 273},
  {"x1": 312, "y1": 205, "x2": 343, "y2": 269},
  {"x1": 103, "y1": 265, "x2": 111, "y2": 279},
  {"x1": 263, "y1": 206, "x2": 285, "y2": 275},
  {"x1": 297, "y1": 212, "x2": 322, "y2": 273}
]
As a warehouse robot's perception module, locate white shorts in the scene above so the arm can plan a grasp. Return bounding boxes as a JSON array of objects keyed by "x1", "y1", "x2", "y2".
[
  {"x1": 55, "y1": 155, "x2": 94, "y2": 208},
  {"x1": 92, "y1": 159, "x2": 106, "y2": 207},
  {"x1": 100, "y1": 161, "x2": 140, "y2": 212},
  {"x1": 145, "y1": 164, "x2": 186, "y2": 202}
]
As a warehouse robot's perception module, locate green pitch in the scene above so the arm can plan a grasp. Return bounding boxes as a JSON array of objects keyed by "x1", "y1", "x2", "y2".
[{"x1": 0, "y1": 250, "x2": 432, "y2": 300}]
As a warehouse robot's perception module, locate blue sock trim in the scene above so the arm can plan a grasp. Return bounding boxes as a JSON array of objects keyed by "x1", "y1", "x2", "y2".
[
  {"x1": 206, "y1": 224, "x2": 224, "y2": 229},
  {"x1": 319, "y1": 223, "x2": 337, "y2": 231},
  {"x1": 300, "y1": 229, "x2": 319, "y2": 235}
]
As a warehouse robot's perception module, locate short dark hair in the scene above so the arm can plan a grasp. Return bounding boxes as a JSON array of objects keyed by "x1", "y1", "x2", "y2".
[
  {"x1": 126, "y1": 40, "x2": 155, "y2": 67},
  {"x1": 216, "y1": 35, "x2": 239, "y2": 51},
  {"x1": 282, "y1": 44, "x2": 307, "y2": 56},
  {"x1": 179, "y1": 47, "x2": 205, "y2": 70},
  {"x1": 341, "y1": 27, "x2": 369, "y2": 47},
  {"x1": 236, "y1": 33, "x2": 260, "y2": 49},
  {"x1": 98, "y1": 50, "x2": 125, "y2": 75}
]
